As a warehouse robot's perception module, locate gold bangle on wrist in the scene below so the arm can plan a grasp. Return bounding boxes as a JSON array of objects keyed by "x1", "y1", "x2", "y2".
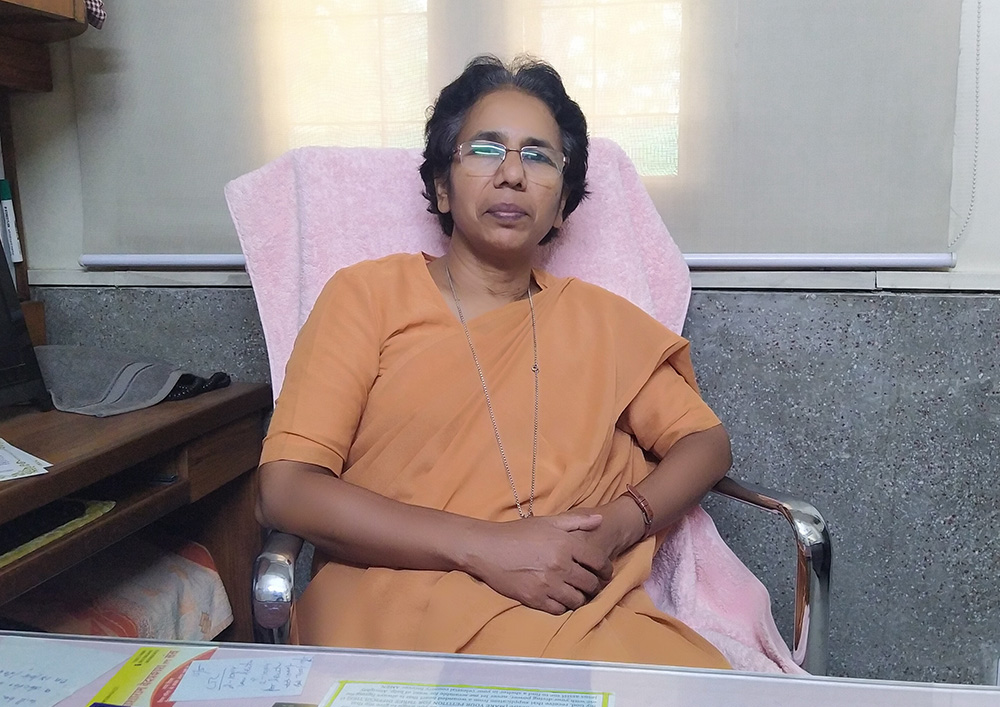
[{"x1": 624, "y1": 484, "x2": 654, "y2": 538}]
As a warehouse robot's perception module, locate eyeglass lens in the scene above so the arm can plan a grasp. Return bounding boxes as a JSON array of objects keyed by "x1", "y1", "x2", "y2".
[{"x1": 457, "y1": 141, "x2": 564, "y2": 184}]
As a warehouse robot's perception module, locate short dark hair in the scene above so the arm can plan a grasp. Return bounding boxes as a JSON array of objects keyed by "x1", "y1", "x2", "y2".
[{"x1": 419, "y1": 55, "x2": 589, "y2": 244}]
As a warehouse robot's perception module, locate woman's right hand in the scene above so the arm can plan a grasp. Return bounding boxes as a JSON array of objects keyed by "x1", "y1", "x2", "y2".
[{"x1": 463, "y1": 513, "x2": 614, "y2": 615}]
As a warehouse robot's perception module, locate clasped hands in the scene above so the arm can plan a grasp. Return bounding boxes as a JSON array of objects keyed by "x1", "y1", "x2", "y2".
[{"x1": 466, "y1": 504, "x2": 638, "y2": 616}]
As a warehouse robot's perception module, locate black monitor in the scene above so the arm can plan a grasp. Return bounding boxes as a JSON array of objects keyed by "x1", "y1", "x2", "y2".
[{"x1": 0, "y1": 240, "x2": 51, "y2": 410}]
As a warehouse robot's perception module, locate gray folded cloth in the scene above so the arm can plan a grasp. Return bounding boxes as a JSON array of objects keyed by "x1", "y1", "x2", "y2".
[{"x1": 34, "y1": 345, "x2": 186, "y2": 418}]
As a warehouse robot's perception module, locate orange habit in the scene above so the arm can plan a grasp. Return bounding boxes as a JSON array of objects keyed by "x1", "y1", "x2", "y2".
[{"x1": 261, "y1": 253, "x2": 730, "y2": 669}]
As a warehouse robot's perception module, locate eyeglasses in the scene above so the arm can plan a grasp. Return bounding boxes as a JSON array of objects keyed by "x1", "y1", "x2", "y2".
[{"x1": 454, "y1": 140, "x2": 566, "y2": 186}]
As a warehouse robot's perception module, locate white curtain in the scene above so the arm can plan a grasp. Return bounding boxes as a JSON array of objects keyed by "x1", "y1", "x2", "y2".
[{"x1": 67, "y1": 0, "x2": 961, "y2": 258}]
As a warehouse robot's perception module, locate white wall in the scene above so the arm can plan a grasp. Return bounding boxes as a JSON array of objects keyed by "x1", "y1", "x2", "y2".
[{"x1": 10, "y1": 42, "x2": 84, "y2": 277}]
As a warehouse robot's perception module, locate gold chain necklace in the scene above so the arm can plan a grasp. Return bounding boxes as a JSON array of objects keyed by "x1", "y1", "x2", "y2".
[{"x1": 446, "y1": 267, "x2": 538, "y2": 519}]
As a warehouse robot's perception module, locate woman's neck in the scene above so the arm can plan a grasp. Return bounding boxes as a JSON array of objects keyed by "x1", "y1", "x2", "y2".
[
  {"x1": 427, "y1": 249, "x2": 539, "y2": 323},
  {"x1": 437, "y1": 248, "x2": 537, "y2": 304}
]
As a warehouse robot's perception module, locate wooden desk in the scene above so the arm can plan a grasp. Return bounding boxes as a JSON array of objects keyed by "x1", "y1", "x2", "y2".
[{"x1": 0, "y1": 382, "x2": 272, "y2": 641}]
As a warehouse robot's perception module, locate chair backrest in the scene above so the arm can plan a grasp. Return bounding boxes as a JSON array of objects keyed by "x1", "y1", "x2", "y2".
[{"x1": 226, "y1": 137, "x2": 691, "y2": 397}]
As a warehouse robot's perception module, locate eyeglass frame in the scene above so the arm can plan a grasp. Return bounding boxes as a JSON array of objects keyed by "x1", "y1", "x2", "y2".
[{"x1": 452, "y1": 139, "x2": 568, "y2": 184}]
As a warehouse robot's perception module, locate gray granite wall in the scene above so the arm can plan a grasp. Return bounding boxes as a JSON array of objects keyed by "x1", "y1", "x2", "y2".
[
  {"x1": 32, "y1": 286, "x2": 1000, "y2": 685},
  {"x1": 688, "y1": 291, "x2": 1000, "y2": 686},
  {"x1": 33, "y1": 286, "x2": 270, "y2": 383}
]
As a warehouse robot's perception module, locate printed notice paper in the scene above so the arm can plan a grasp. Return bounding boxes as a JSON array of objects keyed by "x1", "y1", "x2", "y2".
[
  {"x1": 0, "y1": 438, "x2": 51, "y2": 482},
  {"x1": 90, "y1": 646, "x2": 216, "y2": 707},
  {"x1": 170, "y1": 656, "x2": 313, "y2": 701},
  {"x1": 0, "y1": 636, "x2": 124, "y2": 707},
  {"x1": 322, "y1": 681, "x2": 613, "y2": 707}
]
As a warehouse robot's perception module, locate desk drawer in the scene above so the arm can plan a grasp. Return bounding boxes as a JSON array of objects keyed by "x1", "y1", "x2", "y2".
[{"x1": 185, "y1": 415, "x2": 262, "y2": 502}]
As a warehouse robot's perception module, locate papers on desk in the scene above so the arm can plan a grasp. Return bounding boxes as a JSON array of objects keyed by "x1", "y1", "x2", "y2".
[
  {"x1": 171, "y1": 656, "x2": 313, "y2": 701},
  {"x1": 92, "y1": 648, "x2": 315, "y2": 705},
  {"x1": 0, "y1": 635, "x2": 125, "y2": 707},
  {"x1": 90, "y1": 646, "x2": 217, "y2": 706},
  {"x1": 87, "y1": 645, "x2": 612, "y2": 707},
  {"x1": 0, "y1": 438, "x2": 51, "y2": 482},
  {"x1": 0, "y1": 633, "x2": 619, "y2": 707}
]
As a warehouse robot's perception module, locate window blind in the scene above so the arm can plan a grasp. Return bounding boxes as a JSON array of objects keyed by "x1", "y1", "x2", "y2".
[{"x1": 62, "y1": 0, "x2": 961, "y2": 263}]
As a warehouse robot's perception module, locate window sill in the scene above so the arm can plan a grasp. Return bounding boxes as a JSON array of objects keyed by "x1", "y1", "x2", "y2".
[
  {"x1": 27, "y1": 269, "x2": 251, "y2": 287},
  {"x1": 27, "y1": 268, "x2": 1000, "y2": 293}
]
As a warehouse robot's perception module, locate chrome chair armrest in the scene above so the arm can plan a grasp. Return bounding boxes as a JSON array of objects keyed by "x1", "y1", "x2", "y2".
[
  {"x1": 711, "y1": 476, "x2": 832, "y2": 675},
  {"x1": 252, "y1": 530, "x2": 304, "y2": 643}
]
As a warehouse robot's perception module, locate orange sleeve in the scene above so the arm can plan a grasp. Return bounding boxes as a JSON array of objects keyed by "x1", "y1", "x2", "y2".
[
  {"x1": 617, "y1": 342, "x2": 722, "y2": 460},
  {"x1": 259, "y1": 266, "x2": 381, "y2": 475}
]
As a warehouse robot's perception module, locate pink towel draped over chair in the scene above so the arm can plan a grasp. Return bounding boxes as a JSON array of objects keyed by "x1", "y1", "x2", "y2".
[{"x1": 225, "y1": 137, "x2": 805, "y2": 674}]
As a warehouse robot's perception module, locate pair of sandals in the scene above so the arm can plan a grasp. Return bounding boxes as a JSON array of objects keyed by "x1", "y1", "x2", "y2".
[{"x1": 164, "y1": 372, "x2": 231, "y2": 402}]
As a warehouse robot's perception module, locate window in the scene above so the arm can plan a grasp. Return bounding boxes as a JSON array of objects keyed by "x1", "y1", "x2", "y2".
[
  {"x1": 532, "y1": 1, "x2": 682, "y2": 177},
  {"x1": 259, "y1": 1, "x2": 429, "y2": 151},
  {"x1": 13, "y1": 0, "x2": 978, "y2": 286}
]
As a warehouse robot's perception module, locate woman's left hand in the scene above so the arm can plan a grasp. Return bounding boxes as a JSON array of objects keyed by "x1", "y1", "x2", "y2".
[
  {"x1": 565, "y1": 425, "x2": 735, "y2": 603},
  {"x1": 566, "y1": 498, "x2": 647, "y2": 585}
]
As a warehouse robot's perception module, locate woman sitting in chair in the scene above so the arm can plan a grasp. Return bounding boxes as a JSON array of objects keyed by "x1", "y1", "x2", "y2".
[{"x1": 256, "y1": 55, "x2": 732, "y2": 669}]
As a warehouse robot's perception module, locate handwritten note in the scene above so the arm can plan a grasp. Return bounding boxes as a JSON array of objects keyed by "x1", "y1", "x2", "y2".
[
  {"x1": 0, "y1": 636, "x2": 124, "y2": 707},
  {"x1": 169, "y1": 656, "x2": 313, "y2": 701}
]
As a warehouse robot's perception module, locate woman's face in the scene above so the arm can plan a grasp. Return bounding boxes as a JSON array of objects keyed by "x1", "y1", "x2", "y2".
[{"x1": 435, "y1": 89, "x2": 568, "y2": 262}]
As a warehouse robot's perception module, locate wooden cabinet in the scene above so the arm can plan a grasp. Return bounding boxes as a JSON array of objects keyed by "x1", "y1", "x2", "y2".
[
  {"x1": 0, "y1": 0, "x2": 87, "y2": 92},
  {"x1": 3, "y1": 0, "x2": 84, "y2": 21},
  {"x1": 0, "y1": 383, "x2": 272, "y2": 642}
]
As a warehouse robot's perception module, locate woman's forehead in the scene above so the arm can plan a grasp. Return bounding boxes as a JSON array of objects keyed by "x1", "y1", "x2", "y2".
[{"x1": 457, "y1": 89, "x2": 562, "y2": 149}]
